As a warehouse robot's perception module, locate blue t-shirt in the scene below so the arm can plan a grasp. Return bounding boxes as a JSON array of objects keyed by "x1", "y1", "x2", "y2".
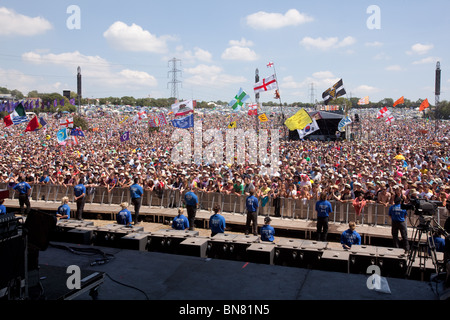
[
  {"x1": 172, "y1": 214, "x2": 189, "y2": 230},
  {"x1": 431, "y1": 236, "x2": 446, "y2": 252},
  {"x1": 260, "y1": 224, "x2": 275, "y2": 242},
  {"x1": 57, "y1": 204, "x2": 71, "y2": 219},
  {"x1": 246, "y1": 195, "x2": 259, "y2": 212},
  {"x1": 315, "y1": 200, "x2": 332, "y2": 218},
  {"x1": 210, "y1": 213, "x2": 226, "y2": 234},
  {"x1": 39, "y1": 176, "x2": 50, "y2": 183},
  {"x1": 130, "y1": 183, "x2": 144, "y2": 199},
  {"x1": 341, "y1": 229, "x2": 361, "y2": 248},
  {"x1": 117, "y1": 209, "x2": 132, "y2": 225},
  {"x1": 13, "y1": 181, "x2": 31, "y2": 195},
  {"x1": 389, "y1": 204, "x2": 407, "y2": 222},
  {"x1": 0, "y1": 204, "x2": 6, "y2": 215},
  {"x1": 74, "y1": 184, "x2": 86, "y2": 197},
  {"x1": 184, "y1": 191, "x2": 198, "y2": 206}
]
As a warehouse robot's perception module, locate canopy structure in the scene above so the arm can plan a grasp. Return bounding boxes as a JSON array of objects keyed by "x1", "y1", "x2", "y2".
[{"x1": 288, "y1": 110, "x2": 346, "y2": 141}]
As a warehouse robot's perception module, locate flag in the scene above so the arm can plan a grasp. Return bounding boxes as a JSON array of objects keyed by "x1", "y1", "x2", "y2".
[
  {"x1": 297, "y1": 118, "x2": 320, "y2": 139},
  {"x1": 322, "y1": 79, "x2": 346, "y2": 105},
  {"x1": 274, "y1": 89, "x2": 280, "y2": 99},
  {"x1": 258, "y1": 113, "x2": 269, "y2": 122},
  {"x1": 357, "y1": 96, "x2": 369, "y2": 105},
  {"x1": 385, "y1": 115, "x2": 395, "y2": 124},
  {"x1": 120, "y1": 131, "x2": 130, "y2": 142},
  {"x1": 157, "y1": 113, "x2": 168, "y2": 126},
  {"x1": 284, "y1": 108, "x2": 312, "y2": 131},
  {"x1": 419, "y1": 99, "x2": 429, "y2": 112},
  {"x1": 393, "y1": 96, "x2": 404, "y2": 107},
  {"x1": 59, "y1": 117, "x2": 74, "y2": 128},
  {"x1": 254, "y1": 74, "x2": 278, "y2": 94},
  {"x1": 70, "y1": 128, "x2": 85, "y2": 137},
  {"x1": 248, "y1": 103, "x2": 257, "y2": 116},
  {"x1": 228, "y1": 121, "x2": 237, "y2": 129},
  {"x1": 377, "y1": 107, "x2": 390, "y2": 119},
  {"x1": 148, "y1": 116, "x2": 159, "y2": 127},
  {"x1": 3, "y1": 102, "x2": 28, "y2": 127},
  {"x1": 57, "y1": 128, "x2": 69, "y2": 144},
  {"x1": 133, "y1": 111, "x2": 147, "y2": 123},
  {"x1": 119, "y1": 116, "x2": 129, "y2": 124},
  {"x1": 171, "y1": 114, "x2": 194, "y2": 129},
  {"x1": 70, "y1": 98, "x2": 75, "y2": 105},
  {"x1": 172, "y1": 100, "x2": 194, "y2": 116},
  {"x1": 24, "y1": 116, "x2": 40, "y2": 132},
  {"x1": 338, "y1": 116, "x2": 352, "y2": 132},
  {"x1": 229, "y1": 88, "x2": 250, "y2": 111},
  {"x1": 267, "y1": 62, "x2": 274, "y2": 68}
]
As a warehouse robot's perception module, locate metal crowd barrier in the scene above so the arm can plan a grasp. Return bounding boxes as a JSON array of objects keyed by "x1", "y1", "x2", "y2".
[{"x1": 1, "y1": 182, "x2": 447, "y2": 227}]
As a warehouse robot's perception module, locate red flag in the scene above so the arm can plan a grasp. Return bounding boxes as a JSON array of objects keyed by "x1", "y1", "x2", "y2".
[
  {"x1": 3, "y1": 114, "x2": 13, "y2": 127},
  {"x1": 25, "y1": 116, "x2": 39, "y2": 132},
  {"x1": 419, "y1": 99, "x2": 429, "y2": 112},
  {"x1": 393, "y1": 96, "x2": 404, "y2": 107}
]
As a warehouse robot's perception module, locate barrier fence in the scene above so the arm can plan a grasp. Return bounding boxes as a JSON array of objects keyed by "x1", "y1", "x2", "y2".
[{"x1": 1, "y1": 183, "x2": 448, "y2": 227}]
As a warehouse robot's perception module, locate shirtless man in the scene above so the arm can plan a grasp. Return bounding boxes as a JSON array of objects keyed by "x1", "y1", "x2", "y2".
[{"x1": 377, "y1": 184, "x2": 391, "y2": 207}]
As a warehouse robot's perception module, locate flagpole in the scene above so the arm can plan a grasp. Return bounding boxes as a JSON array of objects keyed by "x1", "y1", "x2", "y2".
[
  {"x1": 255, "y1": 68, "x2": 260, "y2": 134},
  {"x1": 270, "y1": 62, "x2": 286, "y2": 140}
]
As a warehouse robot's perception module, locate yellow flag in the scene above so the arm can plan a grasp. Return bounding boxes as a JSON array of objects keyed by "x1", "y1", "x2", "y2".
[
  {"x1": 227, "y1": 121, "x2": 237, "y2": 129},
  {"x1": 119, "y1": 116, "x2": 129, "y2": 124},
  {"x1": 258, "y1": 113, "x2": 268, "y2": 122},
  {"x1": 284, "y1": 108, "x2": 312, "y2": 131}
]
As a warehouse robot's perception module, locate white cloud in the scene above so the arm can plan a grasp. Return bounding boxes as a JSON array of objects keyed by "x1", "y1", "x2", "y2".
[
  {"x1": 21, "y1": 50, "x2": 158, "y2": 91},
  {"x1": 407, "y1": 43, "x2": 434, "y2": 55},
  {"x1": 246, "y1": 9, "x2": 313, "y2": 30},
  {"x1": 221, "y1": 38, "x2": 258, "y2": 61},
  {"x1": 103, "y1": 21, "x2": 171, "y2": 53},
  {"x1": 184, "y1": 64, "x2": 247, "y2": 88},
  {"x1": 385, "y1": 65, "x2": 403, "y2": 71},
  {"x1": 365, "y1": 41, "x2": 383, "y2": 47},
  {"x1": 352, "y1": 85, "x2": 380, "y2": 95},
  {"x1": 281, "y1": 72, "x2": 339, "y2": 91},
  {"x1": 0, "y1": 7, "x2": 52, "y2": 36},
  {"x1": 300, "y1": 36, "x2": 356, "y2": 50},
  {"x1": 412, "y1": 56, "x2": 440, "y2": 65}
]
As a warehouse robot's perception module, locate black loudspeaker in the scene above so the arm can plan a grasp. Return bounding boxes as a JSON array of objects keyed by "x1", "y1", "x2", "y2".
[
  {"x1": 63, "y1": 90, "x2": 71, "y2": 99},
  {"x1": 24, "y1": 210, "x2": 57, "y2": 251},
  {"x1": 435, "y1": 63, "x2": 441, "y2": 96}
]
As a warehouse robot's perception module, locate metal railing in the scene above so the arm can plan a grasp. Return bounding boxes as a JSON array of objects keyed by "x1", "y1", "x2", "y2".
[{"x1": 1, "y1": 182, "x2": 447, "y2": 227}]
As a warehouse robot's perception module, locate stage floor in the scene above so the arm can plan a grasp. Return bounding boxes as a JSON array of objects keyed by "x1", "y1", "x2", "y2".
[{"x1": 37, "y1": 241, "x2": 438, "y2": 301}]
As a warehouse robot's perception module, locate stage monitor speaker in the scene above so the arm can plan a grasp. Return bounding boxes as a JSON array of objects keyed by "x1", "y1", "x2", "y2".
[{"x1": 24, "y1": 210, "x2": 57, "y2": 251}]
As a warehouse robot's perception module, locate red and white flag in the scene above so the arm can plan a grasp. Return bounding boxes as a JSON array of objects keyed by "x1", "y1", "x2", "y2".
[
  {"x1": 254, "y1": 74, "x2": 278, "y2": 94},
  {"x1": 133, "y1": 111, "x2": 147, "y2": 123},
  {"x1": 385, "y1": 115, "x2": 395, "y2": 124},
  {"x1": 248, "y1": 103, "x2": 257, "y2": 116},
  {"x1": 59, "y1": 117, "x2": 74, "y2": 128},
  {"x1": 377, "y1": 107, "x2": 391, "y2": 119},
  {"x1": 267, "y1": 62, "x2": 274, "y2": 68}
]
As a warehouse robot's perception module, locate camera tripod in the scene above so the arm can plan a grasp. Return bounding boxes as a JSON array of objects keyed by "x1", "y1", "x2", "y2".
[{"x1": 406, "y1": 215, "x2": 442, "y2": 279}]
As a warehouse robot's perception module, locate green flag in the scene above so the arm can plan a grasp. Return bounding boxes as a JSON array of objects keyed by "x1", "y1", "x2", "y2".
[{"x1": 229, "y1": 88, "x2": 250, "y2": 111}]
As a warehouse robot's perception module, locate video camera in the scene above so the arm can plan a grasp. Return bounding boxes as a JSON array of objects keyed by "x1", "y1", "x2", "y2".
[{"x1": 401, "y1": 198, "x2": 442, "y2": 216}]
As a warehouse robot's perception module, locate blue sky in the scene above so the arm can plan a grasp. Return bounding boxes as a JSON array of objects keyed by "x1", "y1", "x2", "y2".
[{"x1": 0, "y1": 0, "x2": 448, "y2": 104}]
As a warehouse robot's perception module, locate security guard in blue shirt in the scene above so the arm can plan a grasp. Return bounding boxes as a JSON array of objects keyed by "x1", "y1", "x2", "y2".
[
  {"x1": 74, "y1": 177, "x2": 86, "y2": 220},
  {"x1": 209, "y1": 205, "x2": 226, "y2": 236},
  {"x1": 245, "y1": 189, "x2": 259, "y2": 236},
  {"x1": 13, "y1": 175, "x2": 31, "y2": 215},
  {"x1": 260, "y1": 216, "x2": 275, "y2": 242},
  {"x1": 172, "y1": 208, "x2": 189, "y2": 230},
  {"x1": 56, "y1": 197, "x2": 71, "y2": 220},
  {"x1": 184, "y1": 186, "x2": 198, "y2": 231},
  {"x1": 389, "y1": 200, "x2": 410, "y2": 252},
  {"x1": 129, "y1": 178, "x2": 144, "y2": 225},
  {"x1": 117, "y1": 202, "x2": 132, "y2": 226},
  {"x1": 340, "y1": 221, "x2": 361, "y2": 249}
]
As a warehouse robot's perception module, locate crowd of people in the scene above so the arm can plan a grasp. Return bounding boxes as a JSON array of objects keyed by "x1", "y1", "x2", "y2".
[{"x1": 1, "y1": 108, "x2": 449, "y2": 253}]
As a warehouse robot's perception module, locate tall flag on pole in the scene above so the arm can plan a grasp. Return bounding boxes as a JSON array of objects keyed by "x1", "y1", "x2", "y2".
[
  {"x1": 156, "y1": 113, "x2": 168, "y2": 126},
  {"x1": 3, "y1": 102, "x2": 28, "y2": 127},
  {"x1": 357, "y1": 96, "x2": 369, "y2": 105},
  {"x1": 254, "y1": 74, "x2": 278, "y2": 94},
  {"x1": 171, "y1": 114, "x2": 194, "y2": 129},
  {"x1": 228, "y1": 88, "x2": 250, "y2": 111},
  {"x1": 284, "y1": 108, "x2": 313, "y2": 131},
  {"x1": 267, "y1": 62, "x2": 274, "y2": 68},
  {"x1": 419, "y1": 99, "x2": 430, "y2": 112},
  {"x1": 57, "y1": 128, "x2": 69, "y2": 144},
  {"x1": 322, "y1": 79, "x2": 346, "y2": 105},
  {"x1": 393, "y1": 96, "x2": 404, "y2": 107},
  {"x1": 258, "y1": 113, "x2": 269, "y2": 122},
  {"x1": 227, "y1": 121, "x2": 237, "y2": 129},
  {"x1": 59, "y1": 117, "x2": 74, "y2": 128},
  {"x1": 133, "y1": 111, "x2": 147, "y2": 123},
  {"x1": 385, "y1": 114, "x2": 395, "y2": 124},
  {"x1": 24, "y1": 116, "x2": 40, "y2": 132}
]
